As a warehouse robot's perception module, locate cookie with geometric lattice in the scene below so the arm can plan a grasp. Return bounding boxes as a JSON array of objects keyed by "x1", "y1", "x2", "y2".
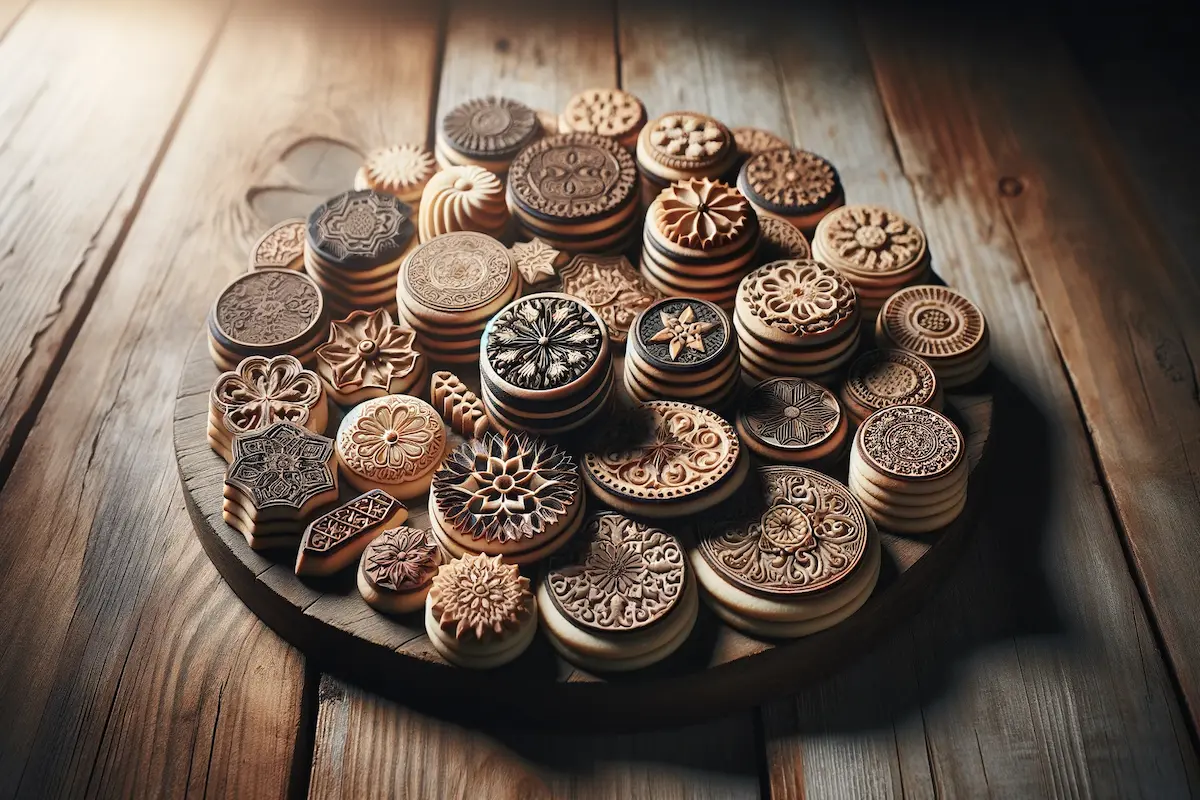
[{"x1": 295, "y1": 489, "x2": 409, "y2": 577}]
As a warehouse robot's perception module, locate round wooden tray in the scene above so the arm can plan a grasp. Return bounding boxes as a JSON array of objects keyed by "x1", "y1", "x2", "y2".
[{"x1": 174, "y1": 329, "x2": 992, "y2": 731}]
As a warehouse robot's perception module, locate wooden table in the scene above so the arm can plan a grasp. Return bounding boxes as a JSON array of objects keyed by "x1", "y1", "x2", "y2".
[{"x1": 1, "y1": 0, "x2": 1197, "y2": 797}]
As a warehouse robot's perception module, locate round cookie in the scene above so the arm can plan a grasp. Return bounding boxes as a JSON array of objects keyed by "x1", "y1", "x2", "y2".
[
  {"x1": 736, "y1": 378, "x2": 848, "y2": 465},
  {"x1": 357, "y1": 525, "x2": 444, "y2": 614},
  {"x1": 354, "y1": 144, "x2": 438, "y2": 204},
  {"x1": 811, "y1": 204, "x2": 929, "y2": 315},
  {"x1": 418, "y1": 165, "x2": 510, "y2": 242},
  {"x1": 855, "y1": 404, "x2": 965, "y2": 485},
  {"x1": 306, "y1": 189, "x2": 415, "y2": 273},
  {"x1": 207, "y1": 269, "x2": 327, "y2": 369},
  {"x1": 249, "y1": 218, "x2": 306, "y2": 271},
  {"x1": 559, "y1": 88, "x2": 647, "y2": 150},
  {"x1": 839, "y1": 348, "x2": 942, "y2": 424},
  {"x1": 636, "y1": 111, "x2": 738, "y2": 199},
  {"x1": 336, "y1": 395, "x2": 448, "y2": 499},
  {"x1": 735, "y1": 259, "x2": 859, "y2": 347},
  {"x1": 436, "y1": 96, "x2": 540, "y2": 175},
  {"x1": 424, "y1": 552, "x2": 537, "y2": 669},
  {"x1": 757, "y1": 216, "x2": 812, "y2": 262},
  {"x1": 315, "y1": 309, "x2": 425, "y2": 406},
  {"x1": 875, "y1": 285, "x2": 990, "y2": 389},
  {"x1": 737, "y1": 147, "x2": 844, "y2": 233}
]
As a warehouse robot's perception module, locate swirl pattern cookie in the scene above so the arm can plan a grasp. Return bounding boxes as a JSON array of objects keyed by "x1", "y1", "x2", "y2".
[
  {"x1": 418, "y1": 165, "x2": 510, "y2": 242},
  {"x1": 249, "y1": 219, "x2": 306, "y2": 271},
  {"x1": 336, "y1": 395, "x2": 447, "y2": 498}
]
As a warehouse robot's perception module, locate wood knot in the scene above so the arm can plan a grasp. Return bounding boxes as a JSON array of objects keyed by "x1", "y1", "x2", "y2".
[
  {"x1": 998, "y1": 177, "x2": 1024, "y2": 198},
  {"x1": 495, "y1": 37, "x2": 510, "y2": 53}
]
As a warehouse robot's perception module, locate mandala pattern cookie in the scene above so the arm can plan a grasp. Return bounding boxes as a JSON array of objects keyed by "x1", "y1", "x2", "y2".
[
  {"x1": 560, "y1": 88, "x2": 647, "y2": 148},
  {"x1": 483, "y1": 294, "x2": 605, "y2": 392},
  {"x1": 737, "y1": 148, "x2": 844, "y2": 231},
  {"x1": 557, "y1": 254, "x2": 661, "y2": 346},
  {"x1": 208, "y1": 269, "x2": 326, "y2": 370},
  {"x1": 875, "y1": 285, "x2": 990, "y2": 388},
  {"x1": 840, "y1": 349, "x2": 941, "y2": 424},
  {"x1": 425, "y1": 552, "x2": 537, "y2": 669},
  {"x1": 814, "y1": 204, "x2": 926, "y2": 277},
  {"x1": 295, "y1": 489, "x2": 408, "y2": 577},
  {"x1": 418, "y1": 165, "x2": 510, "y2": 242},
  {"x1": 355, "y1": 144, "x2": 438, "y2": 203},
  {"x1": 439, "y1": 96, "x2": 540, "y2": 162},
  {"x1": 758, "y1": 216, "x2": 811, "y2": 262},
  {"x1": 856, "y1": 404, "x2": 963, "y2": 481},
  {"x1": 402, "y1": 231, "x2": 514, "y2": 315},
  {"x1": 358, "y1": 525, "x2": 444, "y2": 614},
  {"x1": 737, "y1": 260, "x2": 857, "y2": 339},
  {"x1": 307, "y1": 189, "x2": 415, "y2": 269},
  {"x1": 315, "y1": 309, "x2": 424, "y2": 404},
  {"x1": 508, "y1": 133, "x2": 637, "y2": 221},
  {"x1": 336, "y1": 395, "x2": 447, "y2": 498},
  {"x1": 249, "y1": 219, "x2": 305, "y2": 271},
  {"x1": 737, "y1": 378, "x2": 848, "y2": 465}
]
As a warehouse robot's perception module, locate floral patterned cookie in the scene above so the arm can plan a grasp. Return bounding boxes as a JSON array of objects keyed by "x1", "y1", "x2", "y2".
[{"x1": 336, "y1": 395, "x2": 447, "y2": 499}]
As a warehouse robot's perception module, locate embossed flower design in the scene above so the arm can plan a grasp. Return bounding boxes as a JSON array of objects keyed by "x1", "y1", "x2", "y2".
[
  {"x1": 747, "y1": 261, "x2": 856, "y2": 334},
  {"x1": 649, "y1": 114, "x2": 727, "y2": 160},
  {"x1": 213, "y1": 354, "x2": 321, "y2": 434},
  {"x1": 649, "y1": 304, "x2": 716, "y2": 360},
  {"x1": 746, "y1": 379, "x2": 839, "y2": 448},
  {"x1": 585, "y1": 538, "x2": 646, "y2": 596},
  {"x1": 638, "y1": 417, "x2": 689, "y2": 474},
  {"x1": 227, "y1": 422, "x2": 335, "y2": 509},
  {"x1": 564, "y1": 89, "x2": 644, "y2": 137},
  {"x1": 825, "y1": 205, "x2": 924, "y2": 272},
  {"x1": 655, "y1": 178, "x2": 748, "y2": 249},
  {"x1": 430, "y1": 553, "x2": 530, "y2": 639},
  {"x1": 744, "y1": 149, "x2": 837, "y2": 208},
  {"x1": 364, "y1": 527, "x2": 440, "y2": 590},
  {"x1": 486, "y1": 296, "x2": 602, "y2": 390},
  {"x1": 351, "y1": 401, "x2": 440, "y2": 468},
  {"x1": 510, "y1": 238, "x2": 562, "y2": 285},
  {"x1": 363, "y1": 145, "x2": 436, "y2": 194},
  {"x1": 759, "y1": 503, "x2": 816, "y2": 555},
  {"x1": 316, "y1": 309, "x2": 420, "y2": 392}
]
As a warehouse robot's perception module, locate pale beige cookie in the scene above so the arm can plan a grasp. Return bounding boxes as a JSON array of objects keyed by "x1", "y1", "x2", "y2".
[
  {"x1": 560, "y1": 88, "x2": 647, "y2": 149},
  {"x1": 854, "y1": 404, "x2": 964, "y2": 484},
  {"x1": 509, "y1": 237, "x2": 566, "y2": 287},
  {"x1": 357, "y1": 525, "x2": 443, "y2": 614},
  {"x1": 424, "y1": 552, "x2": 537, "y2": 669},
  {"x1": 636, "y1": 111, "x2": 737, "y2": 187},
  {"x1": 852, "y1": 484, "x2": 966, "y2": 534},
  {"x1": 429, "y1": 371, "x2": 490, "y2": 439},
  {"x1": 812, "y1": 204, "x2": 928, "y2": 285},
  {"x1": 418, "y1": 165, "x2": 510, "y2": 243},
  {"x1": 336, "y1": 395, "x2": 448, "y2": 499},
  {"x1": 315, "y1": 309, "x2": 425, "y2": 406},
  {"x1": 757, "y1": 216, "x2": 812, "y2": 262},
  {"x1": 849, "y1": 455, "x2": 967, "y2": 507},
  {"x1": 296, "y1": 489, "x2": 408, "y2": 577},
  {"x1": 248, "y1": 218, "x2": 306, "y2": 271},
  {"x1": 398, "y1": 231, "x2": 520, "y2": 327},
  {"x1": 735, "y1": 259, "x2": 860, "y2": 347},
  {"x1": 355, "y1": 144, "x2": 438, "y2": 203}
]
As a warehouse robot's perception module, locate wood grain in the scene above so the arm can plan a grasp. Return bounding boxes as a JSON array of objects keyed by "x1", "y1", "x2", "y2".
[
  {"x1": 0, "y1": 0, "x2": 226, "y2": 488},
  {"x1": 0, "y1": 1, "x2": 439, "y2": 796},
  {"x1": 620, "y1": 4, "x2": 1200, "y2": 797}
]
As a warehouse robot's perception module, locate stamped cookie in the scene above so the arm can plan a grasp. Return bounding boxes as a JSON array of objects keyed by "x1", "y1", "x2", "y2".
[
  {"x1": 307, "y1": 189, "x2": 415, "y2": 272},
  {"x1": 295, "y1": 489, "x2": 408, "y2": 577},
  {"x1": 560, "y1": 88, "x2": 647, "y2": 149},
  {"x1": 757, "y1": 216, "x2": 811, "y2": 262},
  {"x1": 336, "y1": 395, "x2": 447, "y2": 499},
  {"x1": 875, "y1": 285, "x2": 989, "y2": 388},
  {"x1": 207, "y1": 269, "x2": 326, "y2": 370},
  {"x1": 737, "y1": 148, "x2": 844, "y2": 232},
  {"x1": 424, "y1": 552, "x2": 537, "y2": 669},
  {"x1": 417, "y1": 165, "x2": 510, "y2": 242},
  {"x1": 625, "y1": 298, "x2": 740, "y2": 408},
  {"x1": 636, "y1": 112, "x2": 737, "y2": 201},
  {"x1": 429, "y1": 371, "x2": 490, "y2": 439},
  {"x1": 736, "y1": 378, "x2": 848, "y2": 465},
  {"x1": 315, "y1": 309, "x2": 424, "y2": 405},
  {"x1": 436, "y1": 96, "x2": 540, "y2": 175},
  {"x1": 354, "y1": 144, "x2": 438, "y2": 204},
  {"x1": 840, "y1": 349, "x2": 942, "y2": 424},
  {"x1": 509, "y1": 237, "x2": 566, "y2": 287},
  {"x1": 557, "y1": 254, "x2": 661, "y2": 346},
  {"x1": 208, "y1": 354, "x2": 327, "y2": 462},
  {"x1": 732, "y1": 127, "x2": 789, "y2": 163},
  {"x1": 249, "y1": 219, "x2": 306, "y2": 271},
  {"x1": 357, "y1": 525, "x2": 444, "y2": 614},
  {"x1": 812, "y1": 204, "x2": 930, "y2": 314}
]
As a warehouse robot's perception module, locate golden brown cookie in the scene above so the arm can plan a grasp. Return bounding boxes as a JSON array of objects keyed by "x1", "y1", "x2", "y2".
[
  {"x1": 557, "y1": 253, "x2": 661, "y2": 346},
  {"x1": 839, "y1": 348, "x2": 942, "y2": 424},
  {"x1": 875, "y1": 285, "x2": 989, "y2": 388},
  {"x1": 812, "y1": 204, "x2": 930, "y2": 315},
  {"x1": 424, "y1": 552, "x2": 537, "y2": 668},
  {"x1": 560, "y1": 88, "x2": 648, "y2": 149},
  {"x1": 757, "y1": 216, "x2": 811, "y2": 262},
  {"x1": 732, "y1": 127, "x2": 789, "y2": 163},
  {"x1": 509, "y1": 237, "x2": 566, "y2": 287},
  {"x1": 357, "y1": 525, "x2": 444, "y2": 614},
  {"x1": 335, "y1": 395, "x2": 448, "y2": 499},
  {"x1": 315, "y1": 309, "x2": 425, "y2": 406},
  {"x1": 737, "y1": 148, "x2": 844, "y2": 233},
  {"x1": 429, "y1": 371, "x2": 490, "y2": 439},
  {"x1": 248, "y1": 219, "x2": 306, "y2": 271},
  {"x1": 295, "y1": 489, "x2": 408, "y2": 577}
]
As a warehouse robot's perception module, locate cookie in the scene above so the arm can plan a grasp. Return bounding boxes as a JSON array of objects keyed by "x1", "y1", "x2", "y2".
[
  {"x1": 736, "y1": 378, "x2": 848, "y2": 465},
  {"x1": 558, "y1": 254, "x2": 662, "y2": 346},
  {"x1": 635, "y1": 111, "x2": 737, "y2": 205},
  {"x1": 875, "y1": 285, "x2": 990, "y2": 389},
  {"x1": 335, "y1": 395, "x2": 448, "y2": 499},
  {"x1": 811, "y1": 204, "x2": 929, "y2": 312},
  {"x1": 209, "y1": 354, "x2": 328, "y2": 462},
  {"x1": 315, "y1": 309, "x2": 425, "y2": 406},
  {"x1": 424, "y1": 552, "x2": 537, "y2": 669},
  {"x1": 295, "y1": 489, "x2": 408, "y2": 577},
  {"x1": 625, "y1": 297, "x2": 740, "y2": 408},
  {"x1": 430, "y1": 371, "x2": 490, "y2": 439},
  {"x1": 436, "y1": 96, "x2": 541, "y2": 175},
  {"x1": 757, "y1": 216, "x2": 811, "y2": 262},
  {"x1": 418, "y1": 165, "x2": 510, "y2": 242},
  {"x1": 732, "y1": 127, "x2": 789, "y2": 165},
  {"x1": 357, "y1": 525, "x2": 444, "y2": 614},
  {"x1": 509, "y1": 237, "x2": 566, "y2": 287},
  {"x1": 737, "y1": 148, "x2": 844, "y2": 233},
  {"x1": 354, "y1": 144, "x2": 438, "y2": 204},
  {"x1": 559, "y1": 88, "x2": 648, "y2": 150},
  {"x1": 207, "y1": 269, "x2": 327, "y2": 370},
  {"x1": 248, "y1": 219, "x2": 306, "y2": 271},
  {"x1": 839, "y1": 348, "x2": 942, "y2": 425}
]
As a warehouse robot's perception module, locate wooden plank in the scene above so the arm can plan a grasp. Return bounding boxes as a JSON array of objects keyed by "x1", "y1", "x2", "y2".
[
  {"x1": 309, "y1": 675, "x2": 761, "y2": 800},
  {"x1": 618, "y1": 4, "x2": 1200, "y2": 797},
  {"x1": 0, "y1": 0, "x2": 226, "y2": 486},
  {"x1": 0, "y1": 1, "x2": 442, "y2": 796}
]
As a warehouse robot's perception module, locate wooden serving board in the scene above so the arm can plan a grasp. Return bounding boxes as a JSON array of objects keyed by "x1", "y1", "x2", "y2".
[{"x1": 174, "y1": 330, "x2": 992, "y2": 731}]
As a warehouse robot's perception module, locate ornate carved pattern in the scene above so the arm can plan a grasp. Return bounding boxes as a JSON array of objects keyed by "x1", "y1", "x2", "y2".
[
  {"x1": 361, "y1": 525, "x2": 442, "y2": 592},
  {"x1": 844, "y1": 350, "x2": 938, "y2": 412},
  {"x1": 213, "y1": 271, "x2": 322, "y2": 347},
  {"x1": 547, "y1": 513, "x2": 685, "y2": 632},
  {"x1": 507, "y1": 133, "x2": 637, "y2": 219},
  {"x1": 428, "y1": 552, "x2": 533, "y2": 640},
  {"x1": 742, "y1": 148, "x2": 839, "y2": 210},
  {"x1": 557, "y1": 254, "x2": 661, "y2": 345},
  {"x1": 484, "y1": 295, "x2": 603, "y2": 390},
  {"x1": 739, "y1": 260, "x2": 857, "y2": 337},
  {"x1": 644, "y1": 113, "x2": 732, "y2": 171},
  {"x1": 307, "y1": 189, "x2": 414, "y2": 263},
  {"x1": 315, "y1": 309, "x2": 421, "y2": 394},
  {"x1": 430, "y1": 371, "x2": 490, "y2": 439},
  {"x1": 858, "y1": 405, "x2": 963, "y2": 479},
  {"x1": 741, "y1": 378, "x2": 840, "y2": 449},
  {"x1": 562, "y1": 89, "x2": 645, "y2": 139},
  {"x1": 758, "y1": 216, "x2": 811, "y2": 261},
  {"x1": 402, "y1": 232, "x2": 513, "y2": 313},
  {"x1": 584, "y1": 401, "x2": 740, "y2": 500},
  {"x1": 440, "y1": 96, "x2": 538, "y2": 159},
  {"x1": 653, "y1": 178, "x2": 749, "y2": 250},
  {"x1": 302, "y1": 489, "x2": 405, "y2": 555},
  {"x1": 338, "y1": 396, "x2": 446, "y2": 483},
  {"x1": 818, "y1": 205, "x2": 925, "y2": 275},
  {"x1": 212, "y1": 354, "x2": 322, "y2": 434},
  {"x1": 433, "y1": 431, "x2": 578, "y2": 544},
  {"x1": 642, "y1": 301, "x2": 720, "y2": 363},
  {"x1": 697, "y1": 467, "x2": 869, "y2": 596},
  {"x1": 361, "y1": 145, "x2": 437, "y2": 196},
  {"x1": 227, "y1": 422, "x2": 336, "y2": 510},
  {"x1": 509, "y1": 238, "x2": 563, "y2": 285},
  {"x1": 251, "y1": 219, "x2": 305, "y2": 269},
  {"x1": 879, "y1": 286, "x2": 986, "y2": 359},
  {"x1": 733, "y1": 127, "x2": 789, "y2": 157}
]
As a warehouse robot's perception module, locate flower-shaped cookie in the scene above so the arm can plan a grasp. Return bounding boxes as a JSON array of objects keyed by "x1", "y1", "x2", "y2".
[
  {"x1": 654, "y1": 178, "x2": 749, "y2": 250},
  {"x1": 316, "y1": 309, "x2": 422, "y2": 399},
  {"x1": 211, "y1": 354, "x2": 323, "y2": 434},
  {"x1": 428, "y1": 552, "x2": 533, "y2": 640}
]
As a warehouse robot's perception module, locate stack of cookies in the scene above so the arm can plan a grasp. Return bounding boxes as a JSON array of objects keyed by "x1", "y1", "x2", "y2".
[
  {"x1": 353, "y1": 144, "x2": 438, "y2": 206},
  {"x1": 849, "y1": 405, "x2": 967, "y2": 534},
  {"x1": 582, "y1": 401, "x2": 748, "y2": 518},
  {"x1": 479, "y1": 293, "x2": 613, "y2": 436},
  {"x1": 397, "y1": 232, "x2": 521, "y2": 363},
  {"x1": 506, "y1": 132, "x2": 640, "y2": 254},
  {"x1": 736, "y1": 378, "x2": 849, "y2": 468},
  {"x1": 812, "y1": 204, "x2": 930, "y2": 317},
  {"x1": 424, "y1": 552, "x2": 538, "y2": 669},
  {"x1": 418, "y1": 165, "x2": 510, "y2": 243},
  {"x1": 538, "y1": 512, "x2": 698, "y2": 672},
  {"x1": 208, "y1": 354, "x2": 328, "y2": 462},
  {"x1": 559, "y1": 88, "x2": 647, "y2": 151},
  {"x1": 435, "y1": 96, "x2": 541, "y2": 176},
  {"x1": 430, "y1": 431, "x2": 585, "y2": 565},
  {"x1": 737, "y1": 147, "x2": 844, "y2": 235},
  {"x1": 875, "y1": 285, "x2": 990, "y2": 388},
  {"x1": 734, "y1": 259, "x2": 862, "y2": 384},
  {"x1": 839, "y1": 348, "x2": 943, "y2": 426},
  {"x1": 335, "y1": 395, "x2": 448, "y2": 500},
  {"x1": 635, "y1": 111, "x2": 738, "y2": 205},
  {"x1": 304, "y1": 189, "x2": 417, "y2": 317},
  {"x1": 624, "y1": 297, "x2": 740, "y2": 410},
  {"x1": 207, "y1": 269, "x2": 327, "y2": 371},
  {"x1": 640, "y1": 178, "x2": 761, "y2": 308},
  {"x1": 223, "y1": 421, "x2": 339, "y2": 550},
  {"x1": 691, "y1": 466, "x2": 882, "y2": 638}
]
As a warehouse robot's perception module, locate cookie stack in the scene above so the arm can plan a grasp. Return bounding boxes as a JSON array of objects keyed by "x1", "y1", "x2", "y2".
[
  {"x1": 538, "y1": 512, "x2": 697, "y2": 672},
  {"x1": 424, "y1": 552, "x2": 538, "y2": 669},
  {"x1": 757, "y1": 216, "x2": 811, "y2": 263},
  {"x1": 875, "y1": 285, "x2": 990, "y2": 388},
  {"x1": 208, "y1": 354, "x2": 328, "y2": 462},
  {"x1": 640, "y1": 178, "x2": 761, "y2": 308},
  {"x1": 295, "y1": 489, "x2": 409, "y2": 577},
  {"x1": 624, "y1": 297, "x2": 740, "y2": 410},
  {"x1": 358, "y1": 525, "x2": 445, "y2": 614},
  {"x1": 223, "y1": 422, "x2": 339, "y2": 551},
  {"x1": 559, "y1": 88, "x2": 647, "y2": 151},
  {"x1": 506, "y1": 132, "x2": 640, "y2": 254},
  {"x1": 435, "y1": 96, "x2": 541, "y2": 176},
  {"x1": 397, "y1": 232, "x2": 521, "y2": 363},
  {"x1": 737, "y1": 147, "x2": 844, "y2": 235},
  {"x1": 314, "y1": 308, "x2": 426, "y2": 406},
  {"x1": 418, "y1": 165, "x2": 510, "y2": 243},
  {"x1": 582, "y1": 401, "x2": 748, "y2": 518},
  {"x1": 736, "y1": 378, "x2": 849, "y2": 467},
  {"x1": 430, "y1": 431, "x2": 584, "y2": 565},
  {"x1": 335, "y1": 395, "x2": 449, "y2": 500},
  {"x1": 304, "y1": 189, "x2": 417, "y2": 317},
  {"x1": 635, "y1": 111, "x2": 738, "y2": 205},
  {"x1": 207, "y1": 269, "x2": 327, "y2": 371},
  {"x1": 692, "y1": 466, "x2": 881, "y2": 638},
  {"x1": 248, "y1": 218, "x2": 305, "y2": 271},
  {"x1": 353, "y1": 144, "x2": 438, "y2": 206},
  {"x1": 734, "y1": 259, "x2": 862, "y2": 385},
  {"x1": 479, "y1": 293, "x2": 613, "y2": 436},
  {"x1": 849, "y1": 405, "x2": 967, "y2": 534},
  {"x1": 839, "y1": 349, "x2": 943, "y2": 426},
  {"x1": 812, "y1": 204, "x2": 930, "y2": 317}
]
